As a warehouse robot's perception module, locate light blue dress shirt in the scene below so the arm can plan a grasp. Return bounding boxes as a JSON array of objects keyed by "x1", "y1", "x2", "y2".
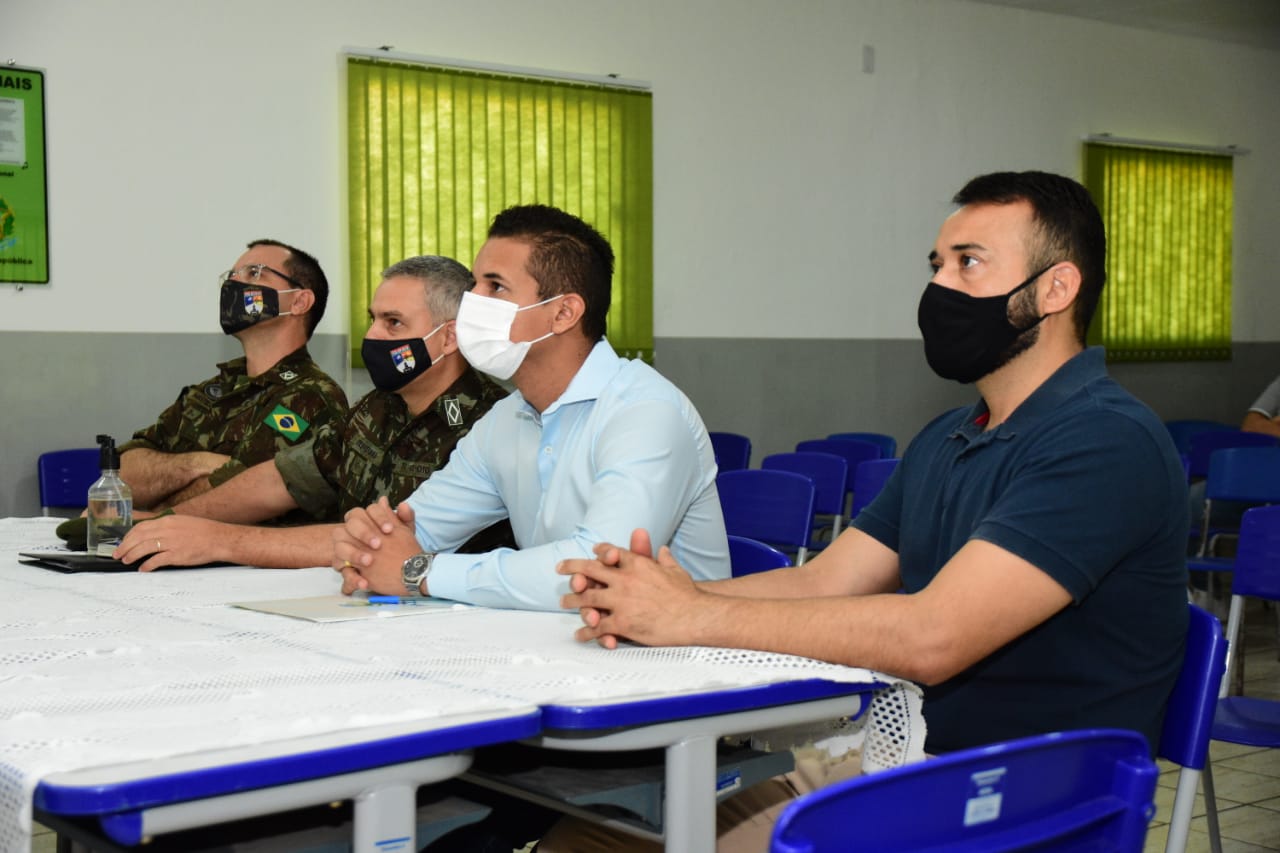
[{"x1": 407, "y1": 340, "x2": 730, "y2": 610}]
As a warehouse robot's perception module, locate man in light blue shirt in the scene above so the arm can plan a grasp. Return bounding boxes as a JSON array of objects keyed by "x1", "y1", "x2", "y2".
[{"x1": 334, "y1": 205, "x2": 729, "y2": 610}]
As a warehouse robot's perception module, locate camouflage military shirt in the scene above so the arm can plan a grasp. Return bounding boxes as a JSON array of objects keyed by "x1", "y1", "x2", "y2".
[
  {"x1": 120, "y1": 346, "x2": 349, "y2": 488},
  {"x1": 274, "y1": 367, "x2": 507, "y2": 521}
]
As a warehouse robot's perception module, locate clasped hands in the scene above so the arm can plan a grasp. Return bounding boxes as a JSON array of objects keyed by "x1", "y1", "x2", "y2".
[
  {"x1": 558, "y1": 528, "x2": 703, "y2": 649},
  {"x1": 331, "y1": 496, "x2": 422, "y2": 595}
]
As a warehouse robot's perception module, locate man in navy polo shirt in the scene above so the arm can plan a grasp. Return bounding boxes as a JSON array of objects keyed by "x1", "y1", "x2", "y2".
[{"x1": 562, "y1": 171, "x2": 1189, "y2": 758}]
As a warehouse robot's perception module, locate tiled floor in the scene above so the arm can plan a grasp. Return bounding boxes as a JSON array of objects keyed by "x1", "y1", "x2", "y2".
[
  {"x1": 1145, "y1": 598, "x2": 1280, "y2": 853},
  {"x1": 29, "y1": 602, "x2": 1280, "y2": 853}
]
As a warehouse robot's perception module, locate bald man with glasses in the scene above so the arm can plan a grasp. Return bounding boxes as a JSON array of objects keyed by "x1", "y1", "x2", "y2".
[{"x1": 118, "y1": 239, "x2": 347, "y2": 512}]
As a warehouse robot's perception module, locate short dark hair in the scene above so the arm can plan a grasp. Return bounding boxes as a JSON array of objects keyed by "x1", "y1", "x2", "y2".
[
  {"x1": 953, "y1": 171, "x2": 1106, "y2": 345},
  {"x1": 248, "y1": 238, "x2": 329, "y2": 338},
  {"x1": 487, "y1": 205, "x2": 614, "y2": 342}
]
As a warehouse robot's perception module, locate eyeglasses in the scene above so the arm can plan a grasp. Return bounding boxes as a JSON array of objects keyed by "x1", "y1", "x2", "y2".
[{"x1": 218, "y1": 264, "x2": 302, "y2": 288}]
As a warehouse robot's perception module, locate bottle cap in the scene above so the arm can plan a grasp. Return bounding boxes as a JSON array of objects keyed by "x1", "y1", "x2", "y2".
[{"x1": 96, "y1": 434, "x2": 121, "y2": 470}]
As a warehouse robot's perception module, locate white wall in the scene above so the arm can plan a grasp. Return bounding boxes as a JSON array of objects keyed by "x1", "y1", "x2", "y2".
[{"x1": 3, "y1": 0, "x2": 1278, "y2": 341}]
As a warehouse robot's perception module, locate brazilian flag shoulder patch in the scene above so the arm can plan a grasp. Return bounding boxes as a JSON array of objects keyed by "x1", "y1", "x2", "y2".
[{"x1": 265, "y1": 405, "x2": 309, "y2": 442}]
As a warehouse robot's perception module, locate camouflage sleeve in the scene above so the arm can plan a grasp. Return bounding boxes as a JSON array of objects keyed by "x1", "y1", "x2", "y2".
[
  {"x1": 208, "y1": 459, "x2": 248, "y2": 488},
  {"x1": 118, "y1": 387, "x2": 192, "y2": 454},
  {"x1": 275, "y1": 423, "x2": 344, "y2": 521}
]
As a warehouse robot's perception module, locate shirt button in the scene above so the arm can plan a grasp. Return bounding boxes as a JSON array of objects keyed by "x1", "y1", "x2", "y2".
[{"x1": 544, "y1": 446, "x2": 552, "y2": 454}]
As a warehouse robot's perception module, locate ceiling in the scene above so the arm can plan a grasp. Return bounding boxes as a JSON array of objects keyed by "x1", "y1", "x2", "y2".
[{"x1": 967, "y1": 0, "x2": 1280, "y2": 51}]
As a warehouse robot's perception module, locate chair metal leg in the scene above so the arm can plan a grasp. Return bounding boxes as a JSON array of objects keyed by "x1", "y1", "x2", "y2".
[
  {"x1": 1164, "y1": 767, "x2": 1200, "y2": 853},
  {"x1": 1203, "y1": 759, "x2": 1224, "y2": 853}
]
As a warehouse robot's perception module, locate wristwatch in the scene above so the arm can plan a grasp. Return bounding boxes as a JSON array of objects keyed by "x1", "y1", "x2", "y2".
[{"x1": 401, "y1": 552, "x2": 435, "y2": 597}]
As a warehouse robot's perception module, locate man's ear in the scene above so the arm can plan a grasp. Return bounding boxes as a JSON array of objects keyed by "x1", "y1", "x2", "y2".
[
  {"x1": 551, "y1": 292, "x2": 587, "y2": 333},
  {"x1": 289, "y1": 288, "x2": 316, "y2": 317},
  {"x1": 438, "y1": 320, "x2": 458, "y2": 356},
  {"x1": 1042, "y1": 262, "x2": 1081, "y2": 316}
]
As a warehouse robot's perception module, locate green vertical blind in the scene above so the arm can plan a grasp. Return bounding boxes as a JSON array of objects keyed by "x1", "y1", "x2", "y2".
[
  {"x1": 347, "y1": 57, "x2": 654, "y2": 365},
  {"x1": 1084, "y1": 143, "x2": 1233, "y2": 361}
]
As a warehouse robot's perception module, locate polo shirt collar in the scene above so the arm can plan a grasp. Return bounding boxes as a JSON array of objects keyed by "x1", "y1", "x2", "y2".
[{"x1": 954, "y1": 347, "x2": 1106, "y2": 443}]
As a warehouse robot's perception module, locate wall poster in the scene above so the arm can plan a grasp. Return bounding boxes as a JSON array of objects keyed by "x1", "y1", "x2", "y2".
[{"x1": 0, "y1": 65, "x2": 48, "y2": 285}]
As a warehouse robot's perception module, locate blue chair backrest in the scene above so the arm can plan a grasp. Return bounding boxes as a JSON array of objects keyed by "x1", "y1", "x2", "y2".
[
  {"x1": 1234, "y1": 505, "x2": 1280, "y2": 601},
  {"x1": 1164, "y1": 419, "x2": 1235, "y2": 456},
  {"x1": 727, "y1": 535, "x2": 792, "y2": 577},
  {"x1": 851, "y1": 458, "x2": 900, "y2": 518},
  {"x1": 1157, "y1": 605, "x2": 1226, "y2": 771},
  {"x1": 828, "y1": 431, "x2": 897, "y2": 458},
  {"x1": 761, "y1": 452, "x2": 848, "y2": 517},
  {"x1": 709, "y1": 431, "x2": 752, "y2": 472},
  {"x1": 1187, "y1": 430, "x2": 1279, "y2": 480},
  {"x1": 795, "y1": 439, "x2": 881, "y2": 497},
  {"x1": 771, "y1": 729, "x2": 1158, "y2": 853},
  {"x1": 1203, "y1": 446, "x2": 1280, "y2": 505},
  {"x1": 717, "y1": 469, "x2": 815, "y2": 554},
  {"x1": 38, "y1": 448, "x2": 100, "y2": 513}
]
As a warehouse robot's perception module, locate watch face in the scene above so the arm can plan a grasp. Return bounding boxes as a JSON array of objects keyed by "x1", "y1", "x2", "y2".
[{"x1": 403, "y1": 553, "x2": 432, "y2": 583}]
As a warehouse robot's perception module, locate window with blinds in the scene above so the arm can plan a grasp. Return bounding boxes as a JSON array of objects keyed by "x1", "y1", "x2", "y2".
[
  {"x1": 347, "y1": 56, "x2": 654, "y2": 365},
  {"x1": 1084, "y1": 142, "x2": 1233, "y2": 361}
]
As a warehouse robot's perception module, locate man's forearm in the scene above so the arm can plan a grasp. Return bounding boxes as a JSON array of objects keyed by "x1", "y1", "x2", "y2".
[
  {"x1": 704, "y1": 528, "x2": 902, "y2": 599},
  {"x1": 219, "y1": 523, "x2": 340, "y2": 569},
  {"x1": 121, "y1": 448, "x2": 222, "y2": 508},
  {"x1": 172, "y1": 460, "x2": 299, "y2": 524}
]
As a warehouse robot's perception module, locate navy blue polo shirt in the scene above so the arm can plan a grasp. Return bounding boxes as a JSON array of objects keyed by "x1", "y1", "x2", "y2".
[{"x1": 855, "y1": 347, "x2": 1188, "y2": 753}]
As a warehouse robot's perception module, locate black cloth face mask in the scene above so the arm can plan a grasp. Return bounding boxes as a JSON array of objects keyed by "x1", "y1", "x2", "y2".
[
  {"x1": 361, "y1": 325, "x2": 444, "y2": 391},
  {"x1": 916, "y1": 265, "x2": 1052, "y2": 384},
  {"x1": 219, "y1": 282, "x2": 298, "y2": 335}
]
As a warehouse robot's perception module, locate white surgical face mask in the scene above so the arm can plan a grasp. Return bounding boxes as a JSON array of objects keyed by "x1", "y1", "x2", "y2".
[{"x1": 455, "y1": 291, "x2": 562, "y2": 380}]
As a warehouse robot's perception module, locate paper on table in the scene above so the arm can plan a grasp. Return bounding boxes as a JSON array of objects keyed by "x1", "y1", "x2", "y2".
[{"x1": 231, "y1": 594, "x2": 470, "y2": 623}]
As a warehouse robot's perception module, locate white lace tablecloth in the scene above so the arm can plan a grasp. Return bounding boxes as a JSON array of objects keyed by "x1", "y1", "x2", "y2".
[{"x1": 0, "y1": 517, "x2": 924, "y2": 853}]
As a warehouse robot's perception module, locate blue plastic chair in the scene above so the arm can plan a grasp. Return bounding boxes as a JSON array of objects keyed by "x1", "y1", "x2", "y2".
[
  {"x1": 1186, "y1": 430, "x2": 1278, "y2": 480},
  {"x1": 709, "y1": 431, "x2": 752, "y2": 472},
  {"x1": 850, "y1": 458, "x2": 900, "y2": 520},
  {"x1": 827, "y1": 431, "x2": 897, "y2": 458},
  {"x1": 1156, "y1": 605, "x2": 1227, "y2": 853},
  {"x1": 727, "y1": 534, "x2": 792, "y2": 577},
  {"x1": 796, "y1": 439, "x2": 881, "y2": 521},
  {"x1": 717, "y1": 469, "x2": 815, "y2": 564},
  {"x1": 1202, "y1": 505, "x2": 1280, "y2": 853},
  {"x1": 762, "y1": 452, "x2": 849, "y2": 550},
  {"x1": 1164, "y1": 420, "x2": 1235, "y2": 458},
  {"x1": 770, "y1": 729, "x2": 1158, "y2": 853},
  {"x1": 37, "y1": 448, "x2": 100, "y2": 516},
  {"x1": 1187, "y1": 446, "x2": 1280, "y2": 567}
]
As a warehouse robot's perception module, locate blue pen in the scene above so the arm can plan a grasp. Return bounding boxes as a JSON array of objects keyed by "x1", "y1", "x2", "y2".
[{"x1": 366, "y1": 595, "x2": 436, "y2": 606}]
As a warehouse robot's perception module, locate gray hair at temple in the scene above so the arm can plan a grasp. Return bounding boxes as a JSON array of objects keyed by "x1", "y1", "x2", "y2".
[{"x1": 381, "y1": 255, "x2": 475, "y2": 322}]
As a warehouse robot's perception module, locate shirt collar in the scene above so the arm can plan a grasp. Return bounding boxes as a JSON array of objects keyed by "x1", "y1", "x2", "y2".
[
  {"x1": 520, "y1": 339, "x2": 620, "y2": 418},
  {"x1": 216, "y1": 345, "x2": 312, "y2": 384},
  {"x1": 954, "y1": 347, "x2": 1107, "y2": 442}
]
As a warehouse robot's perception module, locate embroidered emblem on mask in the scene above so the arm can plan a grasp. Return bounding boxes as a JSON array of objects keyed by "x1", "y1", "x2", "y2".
[
  {"x1": 391, "y1": 344, "x2": 416, "y2": 374},
  {"x1": 243, "y1": 289, "x2": 265, "y2": 315}
]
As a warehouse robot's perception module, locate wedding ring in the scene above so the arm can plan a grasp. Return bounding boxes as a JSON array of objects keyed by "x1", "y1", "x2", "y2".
[{"x1": 156, "y1": 540, "x2": 162, "y2": 551}]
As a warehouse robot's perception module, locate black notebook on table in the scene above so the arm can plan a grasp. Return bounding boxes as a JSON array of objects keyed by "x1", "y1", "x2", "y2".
[{"x1": 17, "y1": 549, "x2": 231, "y2": 573}]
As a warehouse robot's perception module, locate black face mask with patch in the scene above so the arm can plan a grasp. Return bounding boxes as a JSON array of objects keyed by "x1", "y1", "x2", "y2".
[
  {"x1": 361, "y1": 336, "x2": 437, "y2": 392},
  {"x1": 220, "y1": 282, "x2": 295, "y2": 335}
]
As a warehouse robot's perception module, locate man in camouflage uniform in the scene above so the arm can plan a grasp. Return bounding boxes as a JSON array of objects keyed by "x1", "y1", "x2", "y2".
[
  {"x1": 119, "y1": 239, "x2": 348, "y2": 510},
  {"x1": 115, "y1": 255, "x2": 509, "y2": 570}
]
